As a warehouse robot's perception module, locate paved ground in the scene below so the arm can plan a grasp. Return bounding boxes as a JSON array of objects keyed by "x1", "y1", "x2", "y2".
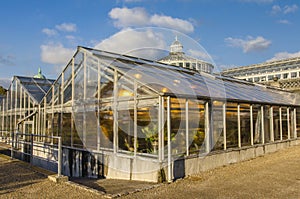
[{"x1": 1, "y1": 143, "x2": 300, "y2": 198}]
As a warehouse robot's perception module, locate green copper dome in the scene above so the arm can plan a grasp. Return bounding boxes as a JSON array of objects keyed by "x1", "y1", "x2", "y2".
[{"x1": 33, "y1": 68, "x2": 46, "y2": 79}]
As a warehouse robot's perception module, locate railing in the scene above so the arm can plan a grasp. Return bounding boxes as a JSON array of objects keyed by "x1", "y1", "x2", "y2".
[{"x1": 10, "y1": 133, "x2": 62, "y2": 177}]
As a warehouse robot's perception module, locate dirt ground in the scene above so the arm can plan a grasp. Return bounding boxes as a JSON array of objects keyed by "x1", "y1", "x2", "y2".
[{"x1": 1, "y1": 144, "x2": 300, "y2": 199}]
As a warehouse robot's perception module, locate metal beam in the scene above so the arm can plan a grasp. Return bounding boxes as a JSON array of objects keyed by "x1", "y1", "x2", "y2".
[
  {"x1": 167, "y1": 96, "x2": 172, "y2": 182},
  {"x1": 250, "y1": 105, "x2": 254, "y2": 146},
  {"x1": 270, "y1": 106, "x2": 274, "y2": 142},
  {"x1": 238, "y1": 104, "x2": 241, "y2": 148},
  {"x1": 223, "y1": 102, "x2": 227, "y2": 150}
]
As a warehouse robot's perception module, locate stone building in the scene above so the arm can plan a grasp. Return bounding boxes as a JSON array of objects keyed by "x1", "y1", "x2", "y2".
[{"x1": 221, "y1": 57, "x2": 300, "y2": 93}]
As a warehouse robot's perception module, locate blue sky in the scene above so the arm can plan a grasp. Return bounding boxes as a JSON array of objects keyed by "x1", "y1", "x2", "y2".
[{"x1": 0, "y1": 0, "x2": 299, "y2": 87}]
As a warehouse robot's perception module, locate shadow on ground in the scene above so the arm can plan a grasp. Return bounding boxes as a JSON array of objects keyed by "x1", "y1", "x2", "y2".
[{"x1": 70, "y1": 177, "x2": 159, "y2": 196}]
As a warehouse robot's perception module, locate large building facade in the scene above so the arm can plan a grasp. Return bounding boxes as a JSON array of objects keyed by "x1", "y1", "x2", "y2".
[{"x1": 222, "y1": 57, "x2": 300, "y2": 93}]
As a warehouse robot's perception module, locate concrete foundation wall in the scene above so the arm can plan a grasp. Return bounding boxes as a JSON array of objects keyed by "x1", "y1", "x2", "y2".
[{"x1": 184, "y1": 139, "x2": 299, "y2": 178}]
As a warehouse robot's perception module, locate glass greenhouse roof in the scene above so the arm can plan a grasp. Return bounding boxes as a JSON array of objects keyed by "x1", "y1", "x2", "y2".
[
  {"x1": 16, "y1": 76, "x2": 55, "y2": 103},
  {"x1": 80, "y1": 46, "x2": 299, "y2": 106}
]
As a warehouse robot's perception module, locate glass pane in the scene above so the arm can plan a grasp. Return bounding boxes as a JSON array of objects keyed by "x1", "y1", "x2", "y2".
[
  {"x1": 74, "y1": 65, "x2": 84, "y2": 101},
  {"x1": 62, "y1": 113, "x2": 72, "y2": 146},
  {"x1": 63, "y1": 83, "x2": 72, "y2": 103},
  {"x1": 264, "y1": 105, "x2": 271, "y2": 143},
  {"x1": 273, "y1": 106, "x2": 280, "y2": 141},
  {"x1": 73, "y1": 111, "x2": 84, "y2": 148},
  {"x1": 226, "y1": 102, "x2": 238, "y2": 148},
  {"x1": 212, "y1": 101, "x2": 224, "y2": 151},
  {"x1": 85, "y1": 110, "x2": 98, "y2": 150},
  {"x1": 100, "y1": 67, "x2": 114, "y2": 99},
  {"x1": 98, "y1": 103, "x2": 113, "y2": 149},
  {"x1": 282, "y1": 107, "x2": 288, "y2": 140},
  {"x1": 240, "y1": 103, "x2": 251, "y2": 146},
  {"x1": 253, "y1": 104, "x2": 262, "y2": 144},
  {"x1": 63, "y1": 62, "x2": 72, "y2": 88},
  {"x1": 137, "y1": 104, "x2": 158, "y2": 154},
  {"x1": 86, "y1": 56, "x2": 98, "y2": 99},
  {"x1": 188, "y1": 100, "x2": 205, "y2": 154},
  {"x1": 118, "y1": 109, "x2": 134, "y2": 152},
  {"x1": 170, "y1": 98, "x2": 186, "y2": 156}
]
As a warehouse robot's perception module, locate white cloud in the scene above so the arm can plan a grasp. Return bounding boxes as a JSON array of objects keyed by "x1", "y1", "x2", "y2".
[
  {"x1": 150, "y1": 15, "x2": 194, "y2": 33},
  {"x1": 283, "y1": 4, "x2": 298, "y2": 14},
  {"x1": 277, "y1": 19, "x2": 291, "y2": 24},
  {"x1": 94, "y1": 28, "x2": 167, "y2": 60},
  {"x1": 55, "y1": 23, "x2": 77, "y2": 32},
  {"x1": 271, "y1": 5, "x2": 281, "y2": 15},
  {"x1": 267, "y1": 51, "x2": 300, "y2": 62},
  {"x1": 40, "y1": 43, "x2": 75, "y2": 65},
  {"x1": 225, "y1": 36, "x2": 271, "y2": 53},
  {"x1": 65, "y1": 35, "x2": 76, "y2": 40},
  {"x1": 271, "y1": 4, "x2": 298, "y2": 15},
  {"x1": 109, "y1": 7, "x2": 149, "y2": 28},
  {"x1": 109, "y1": 7, "x2": 194, "y2": 33},
  {"x1": 42, "y1": 28, "x2": 57, "y2": 36}
]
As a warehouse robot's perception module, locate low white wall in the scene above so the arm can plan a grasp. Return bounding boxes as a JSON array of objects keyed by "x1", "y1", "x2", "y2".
[
  {"x1": 106, "y1": 155, "x2": 160, "y2": 182},
  {"x1": 184, "y1": 139, "x2": 300, "y2": 178},
  {"x1": 22, "y1": 138, "x2": 300, "y2": 182}
]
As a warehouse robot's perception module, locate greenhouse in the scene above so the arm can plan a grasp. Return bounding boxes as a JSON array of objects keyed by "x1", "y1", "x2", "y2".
[{"x1": 1, "y1": 46, "x2": 300, "y2": 182}]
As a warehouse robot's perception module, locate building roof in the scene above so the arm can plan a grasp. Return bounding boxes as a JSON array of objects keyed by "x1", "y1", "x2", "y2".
[
  {"x1": 222, "y1": 56, "x2": 300, "y2": 77},
  {"x1": 54, "y1": 46, "x2": 299, "y2": 106},
  {"x1": 14, "y1": 76, "x2": 55, "y2": 103},
  {"x1": 157, "y1": 37, "x2": 214, "y2": 73}
]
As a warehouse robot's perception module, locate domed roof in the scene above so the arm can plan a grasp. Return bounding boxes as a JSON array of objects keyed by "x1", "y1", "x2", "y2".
[
  {"x1": 33, "y1": 68, "x2": 46, "y2": 79},
  {"x1": 170, "y1": 36, "x2": 183, "y2": 53}
]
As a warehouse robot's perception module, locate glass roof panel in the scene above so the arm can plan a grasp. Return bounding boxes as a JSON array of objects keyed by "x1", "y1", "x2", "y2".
[
  {"x1": 78, "y1": 47, "x2": 299, "y2": 106},
  {"x1": 16, "y1": 76, "x2": 55, "y2": 103}
]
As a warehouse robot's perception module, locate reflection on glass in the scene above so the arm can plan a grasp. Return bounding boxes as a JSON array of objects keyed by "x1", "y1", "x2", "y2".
[
  {"x1": 62, "y1": 113, "x2": 72, "y2": 146},
  {"x1": 118, "y1": 109, "x2": 134, "y2": 152},
  {"x1": 226, "y1": 102, "x2": 238, "y2": 149},
  {"x1": 273, "y1": 106, "x2": 280, "y2": 141},
  {"x1": 282, "y1": 107, "x2": 288, "y2": 140},
  {"x1": 170, "y1": 98, "x2": 186, "y2": 156},
  {"x1": 297, "y1": 108, "x2": 300, "y2": 137},
  {"x1": 137, "y1": 106, "x2": 158, "y2": 154},
  {"x1": 212, "y1": 101, "x2": 224, "y2": 151},
  {"x1": 73, "y1": 111, "x2": 84, "y2": 148},
  {"x1": 252, "y1": 104, "x2": 262, "y2": 144},
  {"x1": 240, "y1": 104, "x2": 251, "y2": 146},
  {"x1": 188, "y1": 100, "x2": 205, "y2": 154},
  {"x1": 263, "y1": 105, "x2": 271, "y2": 143},
  {"x1": 85, "y1": 110, "x2": 98, "y2": 150},
  {"x1": 98, "y1": 104, "x2": 113, "y2": 149}
]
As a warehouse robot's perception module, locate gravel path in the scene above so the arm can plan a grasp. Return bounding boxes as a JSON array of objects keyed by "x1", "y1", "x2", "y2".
[
  {"x1": 123, "y1": 145, "x2": 300, "y2": 199},
  {"x1": 1, "y1": 144, "x2": 300, "y2": 199},
  {"x1": 0, "y1": 155, "x2": 102, "y2": 199}
]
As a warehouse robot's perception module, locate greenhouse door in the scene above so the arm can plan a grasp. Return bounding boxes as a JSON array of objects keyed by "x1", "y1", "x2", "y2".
[
  {"x1": 22, "y1": 121, "x2": 34, "y2": 162},
  {"x1": 23, "y1": 121, "x2": 34, "y2": 134}
]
